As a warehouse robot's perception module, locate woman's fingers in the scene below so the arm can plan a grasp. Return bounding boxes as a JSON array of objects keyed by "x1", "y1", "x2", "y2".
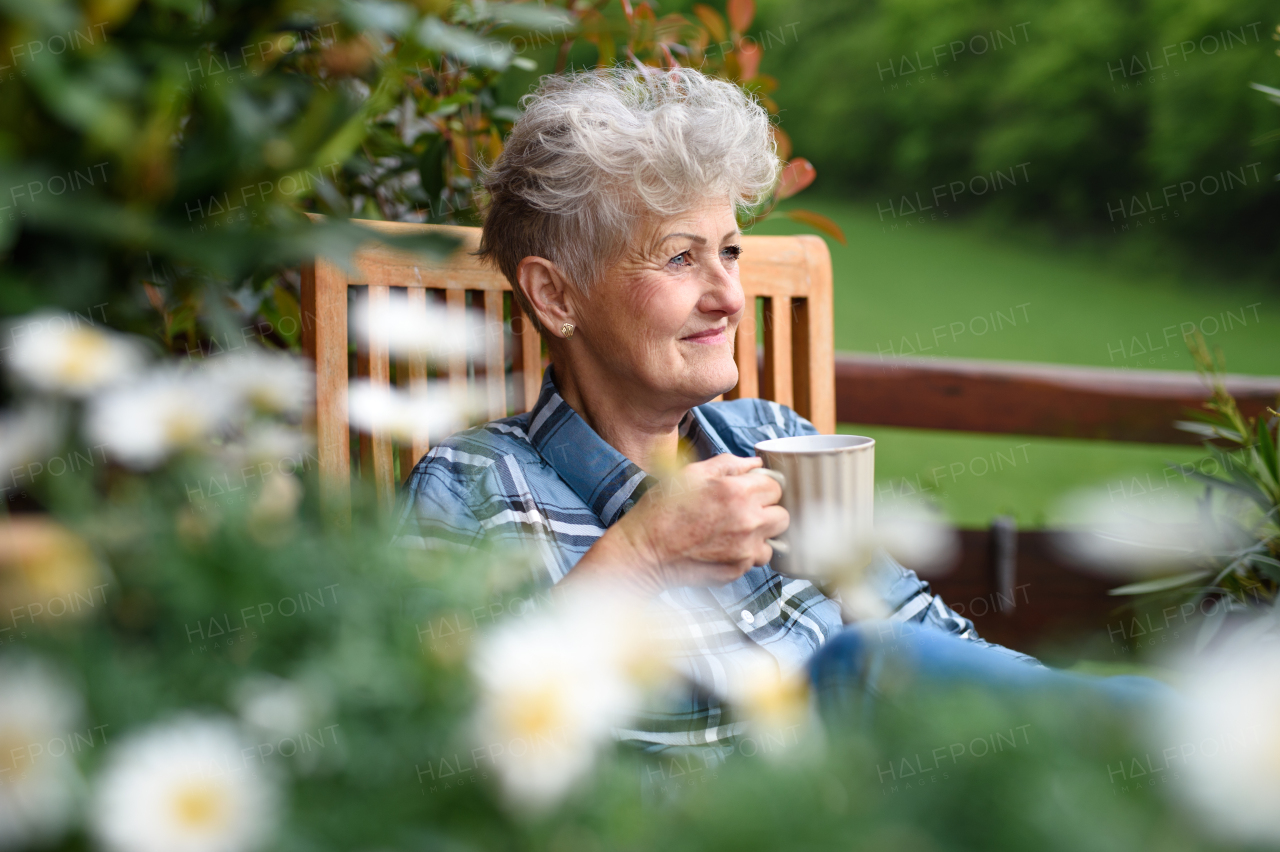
[
  {"x1": 619, "y1": 453, "x2": 796, "y2": 588},
  {"x1": 709, "y1": 561, "x2": 754, "y2": 584},
  {"x1": 738, "y1": 469, "x2": 784, "y2": 504},
  {"x1": 693, "y1": 452, "x2": 761, "y2": 477},
  {"x1": 759, "y1": 504, "x2": 790, "y2": 540}
]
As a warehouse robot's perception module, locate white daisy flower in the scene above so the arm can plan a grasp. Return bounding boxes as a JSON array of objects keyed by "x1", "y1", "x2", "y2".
[
  {"x1": 778, "y1": 502, "x2": 888, "y2": 621},
  {"x1": 6, "y1": 313, "x2": 144, "y2": 396},
  {"x1": 0, "y1": 656, "x2": 83, "y2": 851},
  {"x1": 1160, "y1": 642, "x2": 1280, "y2": 844},
  {"x1": 555, "y1": 583, "x2": 686, "y2": 698},
  {"x1": 784, "y1": 498, "x2": 957, "y2": 584},
  {"x1": 213, "y1": 422, "x2": 313, "y2": 477},
  {"x1": 718, "y1": 648, "x2": 812, "y2": 746},
  {"x1": 231, "y1": 675, "x2": 335, "y2": 776},
  {"x1": 875, "y1": 497, "x2": 959, "y2": 577},
  {"x1": 91, "y1": 717, "x2": 279, "y2": 852},
  {"x1": 347, "y1": 380, "x2": 463, "y2": 443},
  {"x1": 781, "y1": 501, "x2": 876, "y2": 584},
  {"x1": 233, "y1": 675, "x2": 322, "y2": 741},
  {"x1": 471, "y1": 596, "x2": 641, "y2": 813},
  {"x1": 830, "y1": 580, "x2": 891, "y2": 623},
  {"x1": 1050, "y1": 486, "x2": 1245, "y2": 577},
  {"x1": 86, "y1": 367, "x2": 238, "y2": 469},
  {"x1": 204, "y1": 349, "x2": 313, "y2": 417},
  {"x1": 0, "y1": 404, "x2": 62, "y2": 490},
  {"x1": 245, "y1": 472, "x2": 304, "y2": 543},
  {"x1": 0, "y1": 516, "x2": 105, "y2": 618},
  {"x1": 350, "y1": 291, "x2": 485, "y2": 362}
]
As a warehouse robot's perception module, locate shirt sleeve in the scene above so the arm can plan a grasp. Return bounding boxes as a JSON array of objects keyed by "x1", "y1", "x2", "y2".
[
  {"x1": 392, "y1": 455, "x2": 486, "y2": 552},
  {"x1": 866, "y1": 551, "x2": 1041, "y2": 665}
]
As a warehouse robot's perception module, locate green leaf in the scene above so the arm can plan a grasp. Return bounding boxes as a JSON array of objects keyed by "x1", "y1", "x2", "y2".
[
  {"x1": 488, "y1": 3, "x2": 576, "y2": 33},
  {"x1": 271, "y1": 283, "x2": 303, "y2": 346},
  {"x1": 1108, "y1": 570, "x2": 1211, "y2": 596},
  {"x1": 416, "y1": 135, "x2": 448, "y2": 202},
  {"x1": 1251, "y1": 81, "x2": 1280, "y2": 105},
  {"x1": 418, "y1": 18, "x2": 513, "y2": 69},
  {"x1": 343, "y1": 0, "x2": 415, "y2": 35},
  {"x1": 1258, "y1": 417, "x2": 1279, "y2": 483},
  {"x1": 1195, "y1": 602, "x2": 1230, "y2": 651},
  {"x1": 1174, "y1": 420, "x2": 1222, "y2": 439},
  {"x1": 1184, "y1": 471, "x2": 1266, "y2": 506},
  {"x1": 1248, "y1": 553, "x2": 1280, "y2": 583}
]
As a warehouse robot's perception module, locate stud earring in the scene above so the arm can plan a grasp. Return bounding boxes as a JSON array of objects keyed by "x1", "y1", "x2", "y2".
[{"x1": 561, "y1": 322, "x2": 575, "y2": 339}]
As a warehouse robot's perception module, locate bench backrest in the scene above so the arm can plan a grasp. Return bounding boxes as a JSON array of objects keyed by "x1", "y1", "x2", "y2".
[{"x1": 301, "y1": 220, "x2": 835, "y2": 517}]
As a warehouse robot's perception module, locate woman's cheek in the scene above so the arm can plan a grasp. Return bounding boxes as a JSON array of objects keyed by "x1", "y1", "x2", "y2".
[{"x1": 627, "y1": 278, "x2": 690, "y2": 341}]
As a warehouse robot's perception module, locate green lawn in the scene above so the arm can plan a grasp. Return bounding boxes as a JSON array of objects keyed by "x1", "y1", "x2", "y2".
[{"x1": 748, "y1": 198, "x2": 1278, "y2": 528}]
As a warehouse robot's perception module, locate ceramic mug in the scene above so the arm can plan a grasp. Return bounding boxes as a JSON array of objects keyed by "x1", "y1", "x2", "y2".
[{"x1": 749, "y1": 434, "x2": 876, "y2": 581}]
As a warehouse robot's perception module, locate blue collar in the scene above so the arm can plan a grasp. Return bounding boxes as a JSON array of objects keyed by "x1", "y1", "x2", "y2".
[{"x1": 525, "y1": 366, "x2": 732, "y2": 527}]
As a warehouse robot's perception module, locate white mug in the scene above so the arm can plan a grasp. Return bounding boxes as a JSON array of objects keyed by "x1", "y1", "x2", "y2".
[{"x1": 750, "y1": 434, "x2": 876, "y2": 582}]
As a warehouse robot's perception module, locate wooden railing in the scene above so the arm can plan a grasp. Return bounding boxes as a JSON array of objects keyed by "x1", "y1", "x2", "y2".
[
  {"x1": 834, "y1": 353, "x2": 1280, "y2": 444},
  {"x1": 830, "y1": 352, "x2": 1280, "y2": 657}
]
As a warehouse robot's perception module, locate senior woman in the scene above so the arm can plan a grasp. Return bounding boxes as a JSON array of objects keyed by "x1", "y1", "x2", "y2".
[{"x1": 396, "y1": 67, "x2": 1159, "y2": 750}]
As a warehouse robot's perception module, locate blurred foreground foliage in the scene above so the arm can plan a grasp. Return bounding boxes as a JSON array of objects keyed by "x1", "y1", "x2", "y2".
[{"x1": 2, "y1": 462, "x2": 1246, "y2": 851}]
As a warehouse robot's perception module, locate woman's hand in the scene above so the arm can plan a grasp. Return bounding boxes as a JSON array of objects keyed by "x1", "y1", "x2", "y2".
[{"x1": 566, "y1": 454, "x2": 789, "y2": 595}]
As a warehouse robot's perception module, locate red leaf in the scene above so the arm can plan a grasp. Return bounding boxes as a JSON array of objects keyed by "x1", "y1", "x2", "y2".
[
  {"x1": 620, "y1": 0, "x2": 634, "y2": 24},
  {"x1": 776, "y1": 158, "x2": 816, "y2": 200},
  {"x1": 784, "y1": 209, "x2": 847, "y2": 245},
  {"x1": 737, "y1": 41, "x2": 761, "y2": 80},
  {"x1": 727, "y1": 0, "x2": 754, "y2": 34}
]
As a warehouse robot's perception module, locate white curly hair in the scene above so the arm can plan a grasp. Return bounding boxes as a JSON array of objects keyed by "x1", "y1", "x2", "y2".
[{"x1": 477, "y1": 66, "x2": 780, "y2": 332}]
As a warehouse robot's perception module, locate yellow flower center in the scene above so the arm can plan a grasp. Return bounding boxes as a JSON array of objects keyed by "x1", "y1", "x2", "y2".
[
  {"x1": 506, "y1": 685, "x2": 564, "y2": 741},
  {"x1": 622, "y1": 647, "x2": 669, "y2": 690},
  {"x1": 0, "y1": 518, "x2": 99, "y2": 609},
  {"x1": 251, "y1": 389, "x2": 274, "y2": 411},
  {"x1": 171, "y1": 781, "x2": 229, "y2": 830},
  {"x1": 749, "y1": 675, "x2": 810, "y2": 727},
  {"x1": 55, "y1": 329, "x2": 108, "y2": 384},
  {"x1": 164, "y1": 410, "x2": 206, "y2": 446},
  {"x1": 0, "y1": 726, "x2": 36, "y2": 781}
]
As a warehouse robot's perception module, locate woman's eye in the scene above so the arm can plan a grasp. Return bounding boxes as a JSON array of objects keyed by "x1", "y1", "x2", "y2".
[
  {"x1": 668, "y1": 251, "x2": 693, "y2": 268},
  {"x1": 721, "y1": 244, "x2": 743, "y2": 262}
]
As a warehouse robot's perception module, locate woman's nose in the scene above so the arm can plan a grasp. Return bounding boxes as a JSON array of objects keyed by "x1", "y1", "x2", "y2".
[{"x1": 700, "y1": 264, "x2": 745, "y2": 317}]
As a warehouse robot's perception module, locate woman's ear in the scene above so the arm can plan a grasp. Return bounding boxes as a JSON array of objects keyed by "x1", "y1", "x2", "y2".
[{"x1": 517, "y1": 256, "x2": 578, "y2": 338}]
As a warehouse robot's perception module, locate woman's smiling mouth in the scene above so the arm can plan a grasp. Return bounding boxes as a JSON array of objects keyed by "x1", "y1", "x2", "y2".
[{"x1": 681, "y1": 325, "x2": 729, "y2": 345}]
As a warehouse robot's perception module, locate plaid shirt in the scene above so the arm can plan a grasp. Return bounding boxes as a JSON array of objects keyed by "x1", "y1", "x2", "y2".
[{"x1": 396, "y1": 367, "x2": 1029, "y2": 750}]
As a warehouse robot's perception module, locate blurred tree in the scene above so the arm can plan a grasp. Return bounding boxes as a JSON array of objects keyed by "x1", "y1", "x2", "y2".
[{"x1": 753, "y1": 0, "x2": 1280, "y2": 267}]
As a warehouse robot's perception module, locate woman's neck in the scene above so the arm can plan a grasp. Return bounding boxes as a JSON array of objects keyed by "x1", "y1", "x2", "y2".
[{"x1": 550, "y1": 359, "x2": 687, "y2": 475}]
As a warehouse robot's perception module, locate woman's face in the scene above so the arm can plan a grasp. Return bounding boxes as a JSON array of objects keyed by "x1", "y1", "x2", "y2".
[{"x1": 572, "y1": 200, "x2": 745, "y2": 408}]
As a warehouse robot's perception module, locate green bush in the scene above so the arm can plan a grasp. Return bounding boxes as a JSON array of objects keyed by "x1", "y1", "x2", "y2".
[{"x1": 755, "y1": 0, "x2": 1280, "y2": 263}]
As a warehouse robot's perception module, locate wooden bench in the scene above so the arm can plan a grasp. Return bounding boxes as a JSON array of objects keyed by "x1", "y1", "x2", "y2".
[
  {"x1": 300, "y1": 220, "x2": 835, "y2": 517},
  {"x1": 301, "y1": 218, "x2": 1280, "y2": 656}
]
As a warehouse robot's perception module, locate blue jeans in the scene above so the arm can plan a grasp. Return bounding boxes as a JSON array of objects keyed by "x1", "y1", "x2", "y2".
[{"x1": 809, "y1": 621, "x2": 1172, "y2": 721}]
